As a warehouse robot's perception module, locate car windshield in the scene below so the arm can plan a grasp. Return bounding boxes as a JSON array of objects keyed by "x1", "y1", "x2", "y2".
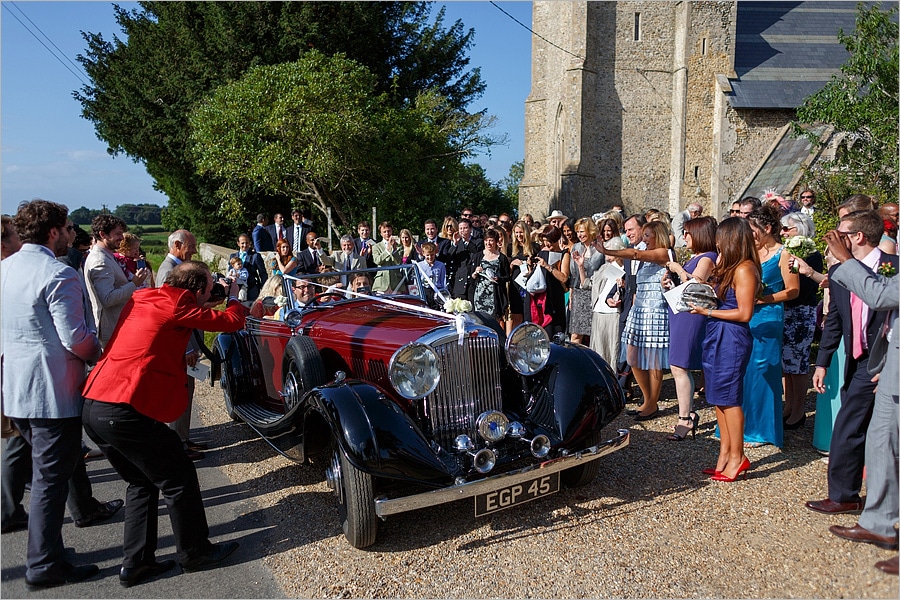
[{"x1": 282, "y1": 264, "x2": 433, "y2": 311}]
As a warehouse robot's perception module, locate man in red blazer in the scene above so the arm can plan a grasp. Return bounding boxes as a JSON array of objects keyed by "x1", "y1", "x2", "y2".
[{"x1": 81, "y1": 261, "x2": 248, "y2": 587}]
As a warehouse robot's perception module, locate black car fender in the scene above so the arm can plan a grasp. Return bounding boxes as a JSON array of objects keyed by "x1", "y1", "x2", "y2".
[
  {"x1": 213, "y1": 331, "x2": 255, "y2": 409},
  {"x1": 525, "y1": 342, "x2": 625, "y2": 446},
  {"x1": 308, "y1": 380, "x2": 459, "y2": 485}
]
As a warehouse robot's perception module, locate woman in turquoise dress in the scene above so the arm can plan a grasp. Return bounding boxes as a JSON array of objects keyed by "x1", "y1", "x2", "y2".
[{"x1": 741, "y1": 205, "x2": 799, "y2": 448}]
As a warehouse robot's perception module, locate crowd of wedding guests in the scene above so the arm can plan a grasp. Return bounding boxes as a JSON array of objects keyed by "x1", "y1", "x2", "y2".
[
  {"x1": 2, "y1": 191, "x2": 896, "y2": 588},
  {"x1": 244, "y1": 192, "x2": 898, "y2": 574}
]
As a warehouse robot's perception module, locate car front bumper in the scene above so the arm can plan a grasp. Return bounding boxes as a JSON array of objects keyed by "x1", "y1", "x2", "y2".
[{"x1": 374, "y1": 428, "x2": 630, "y2": 517}]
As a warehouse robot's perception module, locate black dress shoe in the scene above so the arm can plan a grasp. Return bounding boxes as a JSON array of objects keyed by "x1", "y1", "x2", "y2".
[
  {"x1": 1, "y1": 513, "x2": 28, "y2": 534},
  {"x1": 805, "y1": 498, "x2": 864, "y2": 514},
  {"x1": 74, "y1": 498, "x2": 124, "y2": 527},
  {"x1": 186, "y1": 440, "x2": 208, "y2": 451},
  {"x1": 829, "y1": 524, "x2": 899, "y2": 550},
  {"x1": 25, "y1": 562, "x2": 99, "y2": 589},
  {"x1": 181, "y1": 541, "x2": 240, "y2": 573},
  {"x1": 634, "y1": 409, "x2": 660, "y2": 421},
  {"x1": 120, "y1": 560, "x2": 177, "y2": 587}
]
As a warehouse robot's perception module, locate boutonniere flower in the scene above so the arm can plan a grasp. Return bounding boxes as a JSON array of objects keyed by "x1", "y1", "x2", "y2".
[
  {"x1": 878, "y1": 262, "x2": 897, "y2": 277},
  {"x1": 443, "y1": 298, "x2": 473, "y2": 314}
]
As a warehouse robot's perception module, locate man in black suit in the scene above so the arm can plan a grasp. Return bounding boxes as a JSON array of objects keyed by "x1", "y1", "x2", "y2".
[
  {"x1": 297, "y1": 230, "x2": 326, "y2": 275},
  {"x1": 287, "y1": 208, "x2": 311, "y2": 254},
  {"x1": 416, "y1": 219, "x2": 450, "y2": 262},
  {"x1": 266, "y1": 213, "x2": 288, "y2": 248},
  {"x1": 606, "y1": 214, "x2": 647, "y2": 401},
  {"x1": 446, "y1": 218, "x2": 484, "y2": 299},
  {"x1": 808, "y1": 210, "x2": 899, "y2": 515},
  {"x1": 252, "y1": 214, "x2": 273, "y2": 253},
  {"x1": 229, "y1": 234, "x2": 268, "y2": 301}
]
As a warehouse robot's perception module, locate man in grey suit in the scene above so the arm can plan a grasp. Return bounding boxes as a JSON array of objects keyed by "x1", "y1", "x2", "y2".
[
  {"x1": 331, "y1": 234, "x2": 365, "y2": 286},
  {"x1": 1, "y1": 200, "x2": 103, "y2": 588},
  {"x1": 823, "y1": 229, "x2": 899, "y2": 573},
  {"x1": 84, "y1": 214, "x2": 149, "y2": 347},
  {"x1": 156, "y1": 230, "x2": 205, "y2": 460}
]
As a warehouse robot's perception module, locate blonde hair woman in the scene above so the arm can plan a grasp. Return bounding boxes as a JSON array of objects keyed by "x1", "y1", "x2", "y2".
[{"x1": 441, "y1": 216, "x2": 458, "y2": 241}]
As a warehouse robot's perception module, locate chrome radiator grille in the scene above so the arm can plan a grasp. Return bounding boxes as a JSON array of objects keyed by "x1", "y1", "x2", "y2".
[{"x1": 423, "y1": 329, "x2": 503, "y2": 450}]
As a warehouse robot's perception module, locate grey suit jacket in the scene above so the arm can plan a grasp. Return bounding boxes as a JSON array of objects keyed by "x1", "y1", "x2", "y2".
[
  {"x1": 84, "y1": 244, "x2": 136, "y2": 344},
  {"x1": 1, "y1": 244, "x2": 101, "y2": 419},
  {"x1": 832, "y1": 259, "x2": 899, "y2": 396}
]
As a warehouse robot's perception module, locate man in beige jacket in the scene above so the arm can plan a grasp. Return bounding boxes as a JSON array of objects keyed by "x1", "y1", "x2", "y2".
[{"x1": 83, "y1": 214, "x2": 149, "y2": 348}]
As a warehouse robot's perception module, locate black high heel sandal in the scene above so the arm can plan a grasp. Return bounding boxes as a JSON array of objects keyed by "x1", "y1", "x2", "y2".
[{"x1": 667, "y1": 412, "x2": 698, "y2": 441}]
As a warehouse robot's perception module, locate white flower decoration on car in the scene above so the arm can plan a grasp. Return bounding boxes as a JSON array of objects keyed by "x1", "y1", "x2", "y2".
[
  {"x1": 443, "y1": 298, "x2": 473, "y2": 314},
  {"x1": 274, "y1": 295, "x2": 288, "y2": 308}
]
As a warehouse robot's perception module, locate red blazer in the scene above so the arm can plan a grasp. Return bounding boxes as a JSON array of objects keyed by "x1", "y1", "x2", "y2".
[{"x1": 82, "y1": 285, "x2": 248, "y2": 422}]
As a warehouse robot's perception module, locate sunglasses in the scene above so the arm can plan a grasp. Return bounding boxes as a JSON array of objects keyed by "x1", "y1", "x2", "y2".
[
  {"x1": 800, "y1": 195, "x2": 814, "y2": 200},
  {"x1": 729, "y1": 209, "x2": 741, "y2": 215}
]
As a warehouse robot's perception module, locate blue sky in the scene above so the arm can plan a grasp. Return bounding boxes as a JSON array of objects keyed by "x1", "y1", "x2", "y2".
[{"x1": 1, "y1": 1, "x2": 533, "y2": 214}]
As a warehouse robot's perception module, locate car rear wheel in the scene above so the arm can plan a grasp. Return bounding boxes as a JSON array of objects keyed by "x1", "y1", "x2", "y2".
[
  {"x1": 327, "y1": 445, "x2": 378, "y2": 548},
  {"x1": 282, "y1": 336, "x2": 325, "y2": 413},
  {"x1": 560, "y1": 430, "x2": 603, "y2": 488}
]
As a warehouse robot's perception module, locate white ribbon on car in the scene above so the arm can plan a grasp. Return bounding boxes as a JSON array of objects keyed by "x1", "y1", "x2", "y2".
[{"x1": 283, "y1": 273, "x2": 473, "y2": 343}]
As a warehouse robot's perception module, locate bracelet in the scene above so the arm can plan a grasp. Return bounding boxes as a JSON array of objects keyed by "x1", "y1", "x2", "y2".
[{"x1": 707, "y1": 309, "x2": 712, "y2": 318}]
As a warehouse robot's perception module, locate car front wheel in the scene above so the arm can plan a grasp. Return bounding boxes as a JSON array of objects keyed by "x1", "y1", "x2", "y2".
[
  {"x1": 326, "y1": 445, "x2": 378, "y2": 548},
  {"x1": 560, "y1": 430, "x2": 603, "y2": 488}
]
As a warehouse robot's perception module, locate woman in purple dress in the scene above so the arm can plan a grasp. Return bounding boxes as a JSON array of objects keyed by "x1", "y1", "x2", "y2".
[
  {"x1": 662, "y1": 216, "x2": 718, "y2": 440},
  {"x1": 689, "y1": 218, "x2": 760, "y2": 482}
]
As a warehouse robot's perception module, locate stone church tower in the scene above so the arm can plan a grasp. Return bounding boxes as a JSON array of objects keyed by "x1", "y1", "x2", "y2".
[{"x1": 521, "y1": 1, "x2": 856, "y2": 222}]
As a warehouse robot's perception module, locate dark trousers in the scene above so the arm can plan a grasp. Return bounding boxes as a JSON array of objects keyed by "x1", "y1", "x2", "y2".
[
  {"x1": 82, "y1": 399, "x2": 211, "y2": 567},
  {"x1": 11, "y1": 417, "x2": 82, "y2": 581},
  {"x1": 828, "y1": 354, "x2": 877, "y2": 503},
  {"x1": 1, "y1": 433, "x2": 102, "y2": 528}
]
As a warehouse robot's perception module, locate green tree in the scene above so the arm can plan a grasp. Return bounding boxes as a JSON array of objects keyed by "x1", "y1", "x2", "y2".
[
  {"x1": 499, "y1": 160, "x2": 524, "y2": 209},
  {"x1": 189, "y1": 52, "x2": 501, "y2": 234},
  {"x1": 74, "y1": 1, "x2": 485, "y2": 244},
  {"x1": 792, "y1": 3, "x2": 899, "y2": 200}
]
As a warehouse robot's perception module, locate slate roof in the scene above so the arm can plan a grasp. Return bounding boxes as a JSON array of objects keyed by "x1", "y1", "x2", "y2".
[{"x1": 727, "y1": 1, "x2": 878, "y2": 109}]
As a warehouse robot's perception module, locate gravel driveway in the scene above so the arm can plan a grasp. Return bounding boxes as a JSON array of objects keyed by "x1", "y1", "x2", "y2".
[{"x1": 192, "y1": 375, "x2": 897, "y2": 599}]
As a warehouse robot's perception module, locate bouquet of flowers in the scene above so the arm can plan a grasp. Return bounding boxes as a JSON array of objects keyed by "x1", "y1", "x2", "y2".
[
  {"x1": 274, "y1": 295, "x2": 288, "y2": 308},
  {"x1": 784, "y1": 235, "x2": 817, "y2": 273},
  {"x1": 443, "y1": 298, "x2": 473, "y2": 314},
  {"x1": 878, "y1": 262, "x2": 897, "y2": 278}
]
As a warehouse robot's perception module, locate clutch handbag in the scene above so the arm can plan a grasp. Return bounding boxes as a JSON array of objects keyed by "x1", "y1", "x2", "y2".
[{"x1": 677, "y1": 282, "x2": 718, "y2": 313}]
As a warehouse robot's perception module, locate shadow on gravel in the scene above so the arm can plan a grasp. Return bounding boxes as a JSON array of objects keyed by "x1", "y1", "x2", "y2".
[{"x1": 187, "y1": 380, "x2": 828, "y2": 556}]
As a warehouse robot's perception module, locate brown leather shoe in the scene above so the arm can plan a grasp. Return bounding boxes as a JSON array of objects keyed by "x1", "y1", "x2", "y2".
[
  {"x1": 875, "y1": 555, "x2": 898, "y2": 575},
  {"x1": 829, "y1": 524, "x2": 899, "y2": 550},
  {"x1": 805, "y1": 498, "x2": 864, "y2": 514}
]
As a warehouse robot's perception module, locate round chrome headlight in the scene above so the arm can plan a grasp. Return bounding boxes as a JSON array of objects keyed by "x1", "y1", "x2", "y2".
[
  {"x1": 505, "y1": 323, "x2": 550, "y2": 375},
  {"x1": 476, "y1": 411, "x2": 509, "y2": 443},
  {"x1": 388, "y1": 343, "x2": 440, "y2": 399},
  {"x1": 284, "y1": 309, "x2": 303, "y2": 329}
]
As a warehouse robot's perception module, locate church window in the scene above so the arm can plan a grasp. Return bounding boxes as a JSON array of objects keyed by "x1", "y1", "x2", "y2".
[
  {"x1": 633, "y1": 13, "x2": 641, "y2": 41},
  {"x1": 702, "y1": 37, "x2": 707, "y2": 55}
]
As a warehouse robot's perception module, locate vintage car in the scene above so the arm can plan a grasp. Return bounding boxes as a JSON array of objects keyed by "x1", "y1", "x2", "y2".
[{"x1": 212, "y1": 263, "x2": 628, "y2": 548}]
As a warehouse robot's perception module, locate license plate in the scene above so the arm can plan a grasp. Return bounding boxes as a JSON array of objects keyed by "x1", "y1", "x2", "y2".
[{"x1": 474, "y1": 471, "x2": 560, "y2": 517}]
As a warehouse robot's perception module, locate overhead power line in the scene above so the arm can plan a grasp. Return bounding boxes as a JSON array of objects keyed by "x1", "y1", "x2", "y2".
[
  {"x1": 489, "y1": 1, "x2": 586, "y2": 61},
  {"x1": 4, "y1": 1, "x2": 90, "y2": 86}
]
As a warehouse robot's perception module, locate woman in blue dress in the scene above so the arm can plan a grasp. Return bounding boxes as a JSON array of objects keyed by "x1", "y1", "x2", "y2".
[
  {"x1": 690, "y1": 217, "x2": 760, "y2": 482},
  {"x1": 663, "y1": 216, "x2": 718, "y2": 440},
  {"x1": 742, "y1": 205, "x2": 799, "y2": 448}
]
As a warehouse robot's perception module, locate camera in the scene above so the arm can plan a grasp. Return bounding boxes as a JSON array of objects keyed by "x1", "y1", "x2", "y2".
[{"x1": 208, "y1": 273, "x2": 233, "y2": 302}]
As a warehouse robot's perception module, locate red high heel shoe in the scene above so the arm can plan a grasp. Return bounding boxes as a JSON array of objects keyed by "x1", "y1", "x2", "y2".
[
  {"x1": 702, "y1": 467, "x2": 720, "y2": 476},
  {"x1": 711, "y1": 457, "x2": 751, "y2": 482}
]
